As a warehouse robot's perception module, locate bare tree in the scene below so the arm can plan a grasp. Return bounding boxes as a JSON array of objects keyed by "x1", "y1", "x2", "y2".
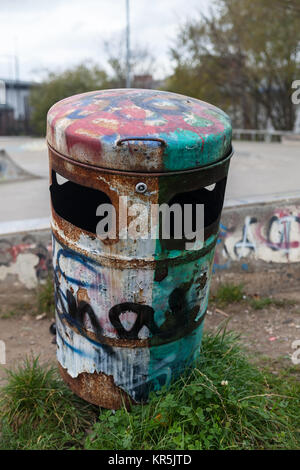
[{"x1": 103, "y1": 33, "x2": 155, "y2": 88}]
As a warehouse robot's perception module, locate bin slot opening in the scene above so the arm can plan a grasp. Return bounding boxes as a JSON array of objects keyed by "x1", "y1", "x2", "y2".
[
  {"x1": 50, "y1": 170, "x2": 112, "y2": 234},
  {"x1": 167, "y1": 177, "x2": 227, "y2": 236}
]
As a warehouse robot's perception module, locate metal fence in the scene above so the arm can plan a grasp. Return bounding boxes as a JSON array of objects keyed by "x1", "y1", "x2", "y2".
[{"x1": 233, "y1": 129, "x2": 300, "y2": 142}]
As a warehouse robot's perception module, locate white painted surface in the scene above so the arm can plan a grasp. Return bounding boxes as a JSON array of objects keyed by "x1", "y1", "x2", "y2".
[{"x1": 0, "y1": 252, "x2": 38, "y2": 288}]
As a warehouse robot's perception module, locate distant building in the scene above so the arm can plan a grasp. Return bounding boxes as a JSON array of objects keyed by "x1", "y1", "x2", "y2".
[
  {"x1": 132, "y1": 74, "x2": 166, "y2": 90},
  {"x1": 0, "y1": 78, "x2": 33, "y2": 135},
  {"x1": 0, "y1": 104, "x2": 14, "y2": 135},
  {"x1": 133, "y1": 74, "x2": 154, "y2": 89}
]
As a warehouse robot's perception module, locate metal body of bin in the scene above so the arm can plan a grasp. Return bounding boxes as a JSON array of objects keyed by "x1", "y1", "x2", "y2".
[{"x1": 47, "y1": 89, "x2": 233, "y2": 409}]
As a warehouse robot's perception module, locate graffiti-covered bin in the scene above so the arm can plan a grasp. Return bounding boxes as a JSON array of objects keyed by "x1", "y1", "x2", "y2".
[{"x1": 47, "y1": 89, "x2": 233, "y2": 409}]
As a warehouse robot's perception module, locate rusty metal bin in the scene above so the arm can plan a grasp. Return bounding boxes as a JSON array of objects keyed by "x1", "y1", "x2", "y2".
[{"x1": 47, "y1": 89, "x2": 233, "y2": 409}]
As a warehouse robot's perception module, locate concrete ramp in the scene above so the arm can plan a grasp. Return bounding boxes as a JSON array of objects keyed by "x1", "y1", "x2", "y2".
[{"x1": 0, "y1": 149, "x2": 39, "y2": 183}]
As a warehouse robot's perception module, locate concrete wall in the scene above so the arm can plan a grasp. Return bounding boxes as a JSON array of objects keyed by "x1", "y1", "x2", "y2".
[
  {"x1": 0, "y1": 219, "x2": 51, "y2": 290},
  {"x1": 0, "y1": 196, "x2": 299, "y2": 291},
  {"x1": 215, "y1": 198, "x2": 300, "y2": 272}
]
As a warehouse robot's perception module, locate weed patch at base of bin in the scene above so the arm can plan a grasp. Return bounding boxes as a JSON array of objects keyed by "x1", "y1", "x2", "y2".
[
  {"x1": 86, "y1": 330, "x2": 300, "y2": 450},
  {"x1": 0, "y1": 330, "x2": 299, "y2": 450},
  {"x1": 0, "y1": 357, "x2": 97, "y2": 450}
]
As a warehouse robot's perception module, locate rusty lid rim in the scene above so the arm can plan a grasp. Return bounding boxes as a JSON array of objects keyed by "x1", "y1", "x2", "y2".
[{"x1": 48, "y1": 142, "x2": 234, "y2": 177}]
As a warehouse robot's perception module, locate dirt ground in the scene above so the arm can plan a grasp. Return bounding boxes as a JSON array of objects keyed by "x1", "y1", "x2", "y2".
[
  {"x1": 0, "y1": 273, "x2": 300, "y2": 386},
  {"x1": 205, "y1": 294, "x2": 300, "y2": 370}
]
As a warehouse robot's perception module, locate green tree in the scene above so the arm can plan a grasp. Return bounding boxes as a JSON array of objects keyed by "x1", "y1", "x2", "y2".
[
  {"x1": 167, "y1": 0, "x2": 300, "y2": 130},
  {"x1": 29, "y1": 63, "x2": 110, "y2": 136}
]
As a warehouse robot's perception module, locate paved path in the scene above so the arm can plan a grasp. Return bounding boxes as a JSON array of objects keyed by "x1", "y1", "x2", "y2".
[
  {"x1": 0, "y1": 136, "x2": 299, "y2": 224},
  {"x1": 0, "y1": 137, "x2": 50, "y2": 223},
  {"x1": 227, "y1": 140, "x2": 300, "y2": 205}
]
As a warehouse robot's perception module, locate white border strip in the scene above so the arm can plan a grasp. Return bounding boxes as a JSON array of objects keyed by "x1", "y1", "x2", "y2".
[
  {"x1": 0, "y1": 217, "x2": 50, "y2": 236},
  {"x1": 225, "y1": 191, "x2": 300, "y2": 208}
]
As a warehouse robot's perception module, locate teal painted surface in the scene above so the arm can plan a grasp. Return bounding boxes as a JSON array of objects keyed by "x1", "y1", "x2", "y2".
[
  {"x1": 160, "y1": 123, "x2": 232, "y2": 171},
  {"x1": 148, "y1": 322, "x2": 205, "y2": 392},
  {"x1": 148, "y1": 233, "x2": 217, "y2": 391}
]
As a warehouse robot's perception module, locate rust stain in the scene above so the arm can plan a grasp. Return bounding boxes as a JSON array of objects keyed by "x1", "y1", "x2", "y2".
[
  {"x1": 49, "y1": 143, "x2": 232, "y2": 178},
  {"x1": 58, "y1": 363, "x2": 135, "y2": 409},
  {"x1": 51, "y1": 206, "x2": 81, "y2": 243},
  {"x1": 52, "y1": 215, "x2": 218, "y2": 270},
  {"x1": 49, "y1": 146, "x2": 160, "y2": 249},
  {"x1": 76, "y1": 287, "x2": 91, "y2": 305},
  {"x1": 196, "y1": 272, "x2": 207, "y2": 290}
]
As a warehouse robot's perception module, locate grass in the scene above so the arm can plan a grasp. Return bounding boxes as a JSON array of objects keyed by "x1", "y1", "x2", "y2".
[
  {"x1": 212, "y1": 282, "x2": 296, "y2": 312},
  {"x1": 249, "y1": 297, "x2": 295, "y2": 310},
  {"x1": 1, "y1": 330, "x2": 299, "y2": 450},
  {"x1": 0, "y1": 309, "x2": 19, "y2": 319},
  {"x1": 0, "y1": 357, "x2": 97, "y2": 450},
  {"x1": 0, "y1": 302, "x2": 37, "y2": 319},
  {"x1": 36, "y1": 276, "x2": 55, "y2": 318},
  {"x1": 212, "y1": 282, "x2": 245, "y2": 306},
  {"x1": 0, "y1": 276, "x2": 55, "y2": 319},
  {"x1": 86, "y1": 329, "x2": 300, "y2": 450}
]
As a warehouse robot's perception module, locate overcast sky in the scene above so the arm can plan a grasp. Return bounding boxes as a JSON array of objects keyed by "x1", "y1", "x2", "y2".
[{"x1": 0, "y1": 0, "x2": 209, "y2": 82}]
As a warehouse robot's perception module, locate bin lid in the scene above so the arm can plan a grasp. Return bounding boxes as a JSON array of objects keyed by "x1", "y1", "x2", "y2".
[{"x1": 47, "y1": 89, "x2": 232, "y2": 173}]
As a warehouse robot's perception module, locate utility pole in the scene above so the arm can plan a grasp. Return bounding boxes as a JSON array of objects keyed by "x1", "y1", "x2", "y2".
[
  {"x1": 14, "y1": 37, "x2": 21, "y2": 122},
  {"x1": 0, "y1": 80, "x2": 5, "y2": 105},
  {"x1": 14, "y1": 54, "x2": 19, "y2": 83},
  {"x1": 126, "y1": 0, "x2": 131, "y2": 88}
]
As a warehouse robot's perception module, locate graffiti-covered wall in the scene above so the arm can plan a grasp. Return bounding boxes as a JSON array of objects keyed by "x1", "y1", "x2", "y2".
[
  {"x1": 215, "y1": 200, "x2": 300, "y2": 271},
  {"x1": 0, "y1": 230, "x2": 51, "y2": 289},
  {"x1": 0, "y1": 198, "x2": 300, "y2": 290}
]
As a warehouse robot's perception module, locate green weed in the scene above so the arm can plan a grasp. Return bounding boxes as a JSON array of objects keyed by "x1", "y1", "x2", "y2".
[
  {"x1": 0, "y1": 357, "x2": 97, "y2": 450},
  {"x1": 37, "y1": 276, "x2": 55, "y2": 318},
  {"x1": 86, "y1": 329, "x2": 300, "y2": 450},
  {"x1": 250, "y1": 297, "x2": 295, "y2": 310},
  {"x1": 213, "y1": 283, "x2": 244, "y2": 306},
  {"x1": 1, "y1": 331, "x2": 299, "y2": 450}
]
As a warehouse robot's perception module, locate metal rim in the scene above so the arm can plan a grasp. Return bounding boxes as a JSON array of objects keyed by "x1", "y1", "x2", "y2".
[{"x1": 47, "y1": 142, "x2": 234, "y2": 177}]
